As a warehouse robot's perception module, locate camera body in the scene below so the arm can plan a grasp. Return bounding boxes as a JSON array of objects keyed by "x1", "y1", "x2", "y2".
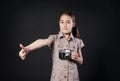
[{"x1": 59, "y1": 49, "x2": 73, "y2": 60}]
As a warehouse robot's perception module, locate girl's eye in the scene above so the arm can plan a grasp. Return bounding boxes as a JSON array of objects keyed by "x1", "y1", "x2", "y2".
[
  {"x1": 67, "y1": 22, "x2": 70, "y2": 23},
  {"x1": 60, "y1": 21, "x2": 64, "y2": 23}
]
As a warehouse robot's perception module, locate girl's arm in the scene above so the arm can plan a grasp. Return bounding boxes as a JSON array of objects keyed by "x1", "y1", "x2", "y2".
[
  {"x1": 19, "y1": 38, "x2": 53, "y2": 60},
  {"x1": 26, "y1": 39, "x2": 52, "y2": 53},
  {"x1": 71, "y1": 39, "x2": 84, "y2": 64},
  {"x1": 71, "y1": 48, "x2": 83, "y2": 64}
]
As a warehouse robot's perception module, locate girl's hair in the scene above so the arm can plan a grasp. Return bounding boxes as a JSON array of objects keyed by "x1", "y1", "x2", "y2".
[{"x1": 59, "y1": 11, "x2": 80, "y2": 38}]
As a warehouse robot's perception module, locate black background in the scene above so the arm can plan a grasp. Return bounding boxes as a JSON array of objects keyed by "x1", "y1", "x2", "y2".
[{"x1": 1, "y1": 0, "x2": 120, "y2": 81}]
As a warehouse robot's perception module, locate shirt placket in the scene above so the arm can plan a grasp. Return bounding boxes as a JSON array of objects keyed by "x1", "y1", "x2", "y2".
[{"x1": 65, "y1": 39, "x2": 70, "y2": 81}]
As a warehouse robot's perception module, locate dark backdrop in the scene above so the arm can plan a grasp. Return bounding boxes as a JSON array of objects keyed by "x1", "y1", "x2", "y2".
[{"x1": 1, "y1": 0, "x2": 120, "y2": 81}]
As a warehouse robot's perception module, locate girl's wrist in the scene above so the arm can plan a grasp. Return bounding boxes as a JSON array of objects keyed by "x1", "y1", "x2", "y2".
[{"x1": 26, "y1": 46, "x2": 29, "y2": 54}]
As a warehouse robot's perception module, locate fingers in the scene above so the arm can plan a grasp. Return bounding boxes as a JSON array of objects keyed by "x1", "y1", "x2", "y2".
[
  {"x1": 71, "y1": 52, "x2": 78, "y2": 60},
  {"x1": 19, "y1": 49, "x2": 26, "y2": 60},
  {"x1": 19, "y1": 43, "x2": 27, "y2": 54},
  {"x1": 19, "y1": 44, "x2": 27, "y2": 60},
  {"x1": 21, "y1": 55, "x2": 26, "y2": 60}
]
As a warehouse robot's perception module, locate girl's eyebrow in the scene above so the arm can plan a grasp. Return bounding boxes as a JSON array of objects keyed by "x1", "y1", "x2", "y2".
[
  {"x1": 59, "y1": 20, "x2": 63, "y2": 21},
  {"x1": 59, "y1": 20, "x2": 71, "y2": 21}
]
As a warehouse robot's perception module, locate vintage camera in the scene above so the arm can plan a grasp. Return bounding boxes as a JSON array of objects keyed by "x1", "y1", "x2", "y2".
[{"x1": 59, "y1": 49, "x2": 73, "y2": 60}]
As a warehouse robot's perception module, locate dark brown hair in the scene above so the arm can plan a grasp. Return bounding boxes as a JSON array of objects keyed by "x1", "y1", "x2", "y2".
[{"x1": 59, "y1": 11, "x2": 80, "y2": 38}]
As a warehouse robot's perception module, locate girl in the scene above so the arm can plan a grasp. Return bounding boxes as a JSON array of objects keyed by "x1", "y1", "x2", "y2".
[{"x1": 19, "y1": 11, "x2": 84, "y2": 81}]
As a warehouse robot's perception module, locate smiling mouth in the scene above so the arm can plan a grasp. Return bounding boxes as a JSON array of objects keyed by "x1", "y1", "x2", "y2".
[{"x1": 63, "y1": 28, "x2": 68, "y2": 30}]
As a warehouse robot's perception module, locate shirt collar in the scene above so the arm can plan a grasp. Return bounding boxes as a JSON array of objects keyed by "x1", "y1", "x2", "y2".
[{"x1": 58, "y1": 31, "x2": 75, "y2": 41}]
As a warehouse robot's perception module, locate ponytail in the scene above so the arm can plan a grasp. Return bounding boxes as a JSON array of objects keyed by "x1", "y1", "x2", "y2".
[{"x1": 72, "y1": 26, "x2": 80, "y2": 39}]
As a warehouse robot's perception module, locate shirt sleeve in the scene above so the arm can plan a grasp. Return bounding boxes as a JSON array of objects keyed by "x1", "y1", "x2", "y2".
[
  {"x1": 80, "y1": 39, "x2": 85, "y2": 48},
  {"x1": 47, "y1": 35, "x2": 55, "y2": 48}
]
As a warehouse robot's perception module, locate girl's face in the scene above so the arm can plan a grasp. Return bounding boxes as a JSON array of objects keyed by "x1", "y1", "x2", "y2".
[{"x1": 59, "y1": 14, "x2": 75, "y2": 34}]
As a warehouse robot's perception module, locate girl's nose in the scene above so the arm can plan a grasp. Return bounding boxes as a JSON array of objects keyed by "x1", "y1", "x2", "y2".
[{"x1": 63, "y1": 23, "x2": 67, "y2": 27}]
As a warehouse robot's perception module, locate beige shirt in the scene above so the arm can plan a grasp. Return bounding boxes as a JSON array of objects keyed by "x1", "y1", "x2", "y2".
[{"x1": 48, "y1": 31, "x2": 84, "y2": 81}]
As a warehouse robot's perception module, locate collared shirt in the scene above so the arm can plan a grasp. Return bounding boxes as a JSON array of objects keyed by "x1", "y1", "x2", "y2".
[{"x1": 48, "y1": 31, "x2": 84, "y2": 81}]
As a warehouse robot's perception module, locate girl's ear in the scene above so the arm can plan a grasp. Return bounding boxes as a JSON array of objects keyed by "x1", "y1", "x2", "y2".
[{"x1": 72, "y1": 22, "x2": 76, "y2": 27}]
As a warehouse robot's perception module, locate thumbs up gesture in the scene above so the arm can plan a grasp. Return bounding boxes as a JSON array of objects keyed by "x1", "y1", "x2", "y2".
[{"x1": 19, "y1": 44, "x2": 28, "y2": 60}]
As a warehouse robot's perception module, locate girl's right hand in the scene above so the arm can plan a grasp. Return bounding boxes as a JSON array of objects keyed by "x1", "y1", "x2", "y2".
[{"x1": 19, "y1": 44, "x2": 28, "y2": 60}]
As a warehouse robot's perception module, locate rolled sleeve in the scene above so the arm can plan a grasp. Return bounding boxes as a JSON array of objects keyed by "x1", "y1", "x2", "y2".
[
  {"x1": 80, "y1": 39, "x2": 84, "y2": 48},
  {"x1": 47, "y1": 35, "x2": 55, "y2": 48}
]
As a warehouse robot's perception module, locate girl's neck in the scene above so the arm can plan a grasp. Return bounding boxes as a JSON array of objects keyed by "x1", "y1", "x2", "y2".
[{"x1": 63, "y1": 33, "x2": 70, "y2": 40}]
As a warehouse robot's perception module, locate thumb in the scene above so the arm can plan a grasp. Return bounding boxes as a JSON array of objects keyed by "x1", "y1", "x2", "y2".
[{"x1": 19, "y1": 44, "x2": 25, "y2": 49}]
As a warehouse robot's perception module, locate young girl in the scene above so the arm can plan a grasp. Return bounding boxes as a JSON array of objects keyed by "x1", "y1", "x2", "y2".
[{"x1": 19, "y1": 11, "x2": 84, "y2": 81}]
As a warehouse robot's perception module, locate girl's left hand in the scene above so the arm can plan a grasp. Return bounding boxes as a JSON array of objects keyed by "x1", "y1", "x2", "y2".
[{"x1": 71, "y1": 52, "x2": 78, "y2": 60}]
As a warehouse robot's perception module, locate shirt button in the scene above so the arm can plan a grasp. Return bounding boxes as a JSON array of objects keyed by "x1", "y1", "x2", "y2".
[
  {"x1": 64, "y1": 66, "x2": 67, "y2": 68},
  {"x1": 66, "y1": 45, "x2": 69, "y2": 48},
  {"x1": 64, "y1": 76, "x2": 67, "y2": 78}
]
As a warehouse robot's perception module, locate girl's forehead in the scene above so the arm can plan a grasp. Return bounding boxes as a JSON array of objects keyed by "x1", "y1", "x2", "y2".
[{"x1": 60, "y1": 15, "x2": 72, "y2": 20}]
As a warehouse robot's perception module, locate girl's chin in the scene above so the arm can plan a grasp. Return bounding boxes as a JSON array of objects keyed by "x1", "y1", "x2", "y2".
[
  {"x1": 61, "y1": 30, "x2": 71, "y2": 33},
  {"x1": 62, "y1": 31, "x2": 71, "y2": 34}
]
